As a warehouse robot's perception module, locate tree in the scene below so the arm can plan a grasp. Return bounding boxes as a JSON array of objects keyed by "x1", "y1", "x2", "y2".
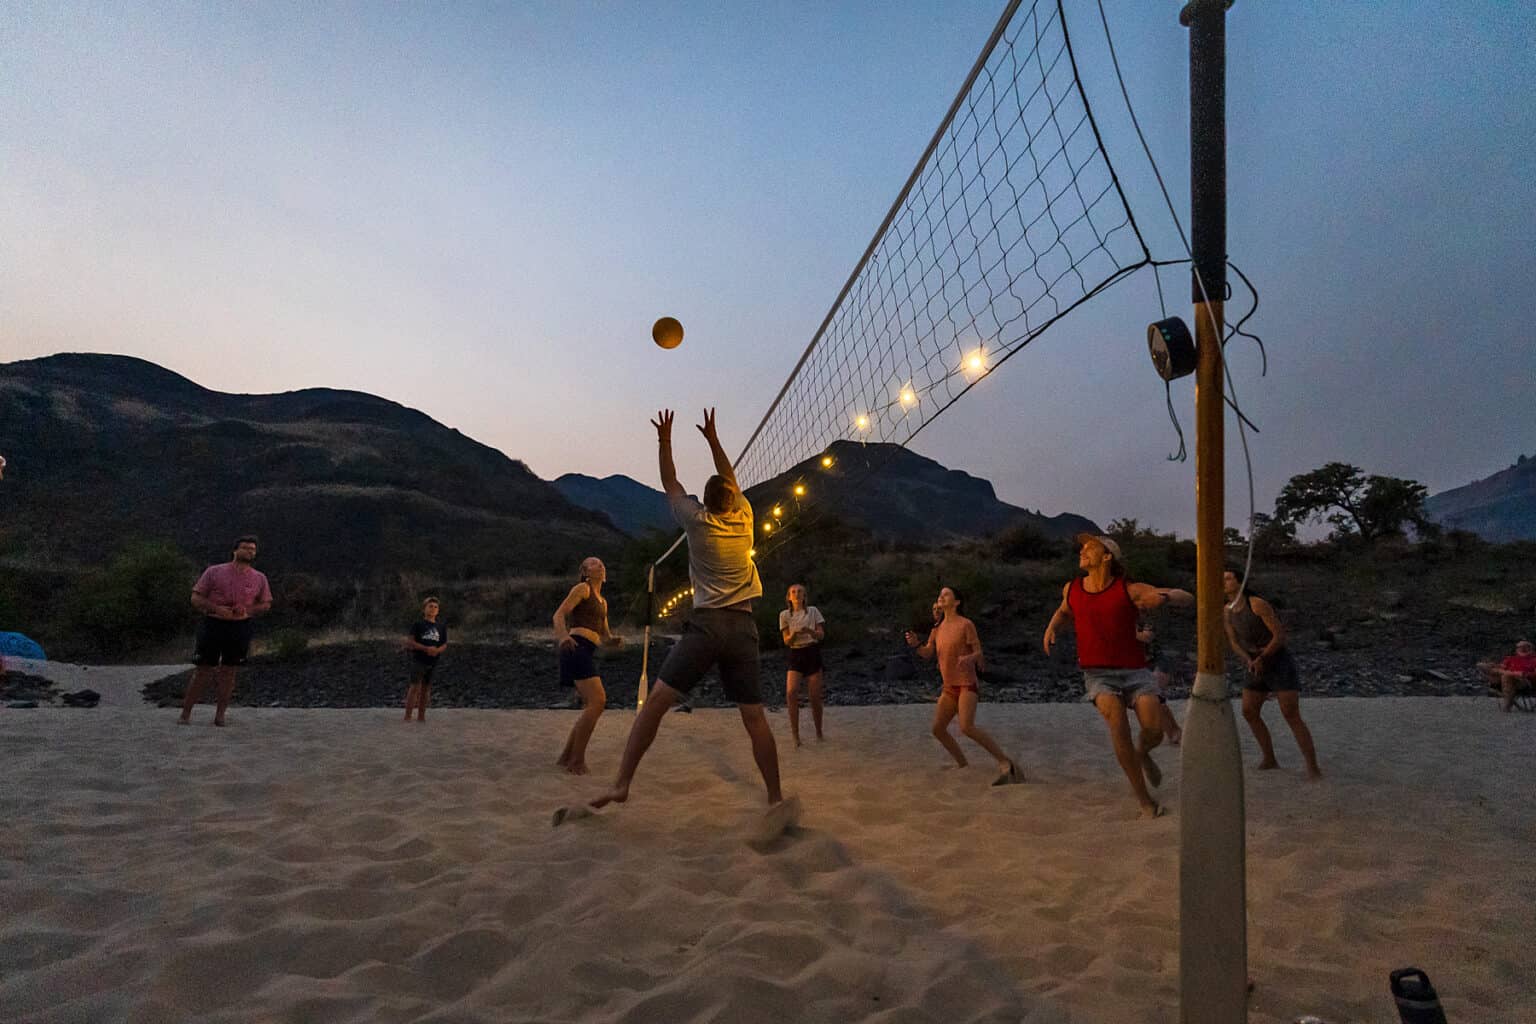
[
  {"x1": 1250, "y1": 512, "x2": 1297, "y2": 554},
  {"x1": 1274, "y1": 462, "x2": 1430, "y2": 542}
]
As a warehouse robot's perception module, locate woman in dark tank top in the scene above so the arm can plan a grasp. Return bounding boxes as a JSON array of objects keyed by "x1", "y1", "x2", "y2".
[
  {"x1": 1222, "y1": 570, "x2": 1321, "y2": 778},
  {"x1": 554, "y1": 557, "x2": 622, "y2": 775}
]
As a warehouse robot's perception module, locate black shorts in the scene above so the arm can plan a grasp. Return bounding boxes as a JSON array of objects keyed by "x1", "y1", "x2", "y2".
[
  {"x1": 559, "y1": 636, "x2": 599, "y2": 686},
  {"x1": 410, "y1": 660, "x2": 437, "y2": 686},
  {"x1": 193, "y1": 618, "x2": 254, "y2": 667},
  {"x1": 1243, "y1": 648, "x2": 1300, "y2": 693},
  {"x1": 785, "y1": 643, "x2": 824, "y2": 676},
  {"x1": 658, "y1": 608, "x2": 762, "y2": 704}
]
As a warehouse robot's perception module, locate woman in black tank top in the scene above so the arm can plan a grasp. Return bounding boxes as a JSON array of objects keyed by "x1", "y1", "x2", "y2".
[
  {"x1": 1222, "y1": 571, "x2": 1321, "y2": 778},
  {"x1": 554, "y1": 557, "x2": 622, "y2": 775}
]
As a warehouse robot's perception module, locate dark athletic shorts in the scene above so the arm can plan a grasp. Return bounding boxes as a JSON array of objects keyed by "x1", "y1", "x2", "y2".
[
  {"x1": 1243, "y1": 648, "x2": 1300, "y2": 693},
  {"x1": 658, "y1": 607, "x2": 762, "y2": 704},
  {"x1": 785, "y1": 643, "x2": 824, "y2": 676},
  {"x1": 559, "y1": 636, "x2": 599, "y2": 686},
  {"x1": 193, "y1": 617, "x2": 254, "y2": 667},
  {"x1": 410, "y1": 660, "x2": 437, "y2": 686}
]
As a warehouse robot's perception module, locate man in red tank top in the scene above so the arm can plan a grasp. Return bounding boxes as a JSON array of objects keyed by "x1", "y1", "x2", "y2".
[{"x1": 1043, "y1": 534, "x2": 1192, "y2": 818}]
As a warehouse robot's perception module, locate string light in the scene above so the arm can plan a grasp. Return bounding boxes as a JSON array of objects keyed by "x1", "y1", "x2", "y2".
[
  {"x1": 772, "y1": 505, "x2": 783, "y2": 518},
  {"x1": 793, "y1": 483, "x2": 805, "y2": 497},
  {"x1": 899, "y1": 386, "x2": 917, "y2": 408},
  {"x1": 820, "y1": 455, "x2": 834, "y2": 468},
  {"x1": 749, "y1": 547, "x2": 756, "y2": 558},
  {"x1": 964, "y1": 348, "x2": 987, "y2": 375},
  {"x1": 763, "y1": 522, "x2": 773, "y2": 533},
  {"x1": 855, "y1": 413, "x2": 870, "y2": 431}
]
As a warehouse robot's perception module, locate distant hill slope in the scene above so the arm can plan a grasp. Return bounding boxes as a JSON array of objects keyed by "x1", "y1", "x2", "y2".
[
  {"x1": 552, "y1": 473, "x2": 675, "y2": 536},
  {"x1": 744, "y1": 440, "x2": 1097, "y2": 541},
  {"x1": 0, "y1": 353, "x2": 625, "y2": 578},
  {"x1": 1425, "y1": 454, "x2": 1536, "y2": 542}
]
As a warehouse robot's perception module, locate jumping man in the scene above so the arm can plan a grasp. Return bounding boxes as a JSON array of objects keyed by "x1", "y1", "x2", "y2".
[
  {"x1": 1043, "y1": 534, "x2": 1191, "y2": 817},
  {"x1": 571, "y1": 409, "x2": 793, "y2": 836}
]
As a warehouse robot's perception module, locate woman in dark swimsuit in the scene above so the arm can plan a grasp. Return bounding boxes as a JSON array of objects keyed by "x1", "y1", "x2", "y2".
[{"x1": 554, "y1": 557, "x2": 621, "y2": 775}]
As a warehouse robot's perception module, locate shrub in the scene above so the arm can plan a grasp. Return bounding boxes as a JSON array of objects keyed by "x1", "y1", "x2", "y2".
[
  {"x1": 64, "y1": 541, "x2": 196, "y2": 655},
  {"x1": 268, "y1": 628, "x2": 310, "y2": 660},
  {"x1": 993, "y1": 523, "x2": 1056, "y2": 561}
]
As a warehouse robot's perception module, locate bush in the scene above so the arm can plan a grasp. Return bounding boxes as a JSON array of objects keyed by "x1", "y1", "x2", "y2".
[
  {"x1": 268, "y1": 628, "x2": 310, "y2": 660},
  {"x1": 63, "y1": 541, "x2": 196, "y2": 655},
  {"x1": 993, "y1": 523, "x2": 1056, "y2": 561}
]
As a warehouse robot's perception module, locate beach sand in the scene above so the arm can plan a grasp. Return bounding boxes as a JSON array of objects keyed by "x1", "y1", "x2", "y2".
[{"x1": 2, "y1": 690, "x2": 1529, "y2": 1023}]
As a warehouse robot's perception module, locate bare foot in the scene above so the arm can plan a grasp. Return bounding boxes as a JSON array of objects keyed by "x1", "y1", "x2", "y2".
[
  {"x1": 748, "y1": 795, "x2": 803, "y2": 847},
  {"x1": 1255, "y1": 759, "x2": 1279, "y2": 771},
  {"x1": 1138, "y1": 801, "x2": 1167, "y2": 819},
  {"x1": 565, "y1": 761, "x2": 590, "y2": 776},
  {"x1": 792, "y1": 736, "x2": 802, "y2": 748},
  {"x1": 1140, "y1": 751, "x2": 1162, "y2": 788},
  {"x1": 1168, "y1": 729, "x2": 1182, "y2": 746},
  {"x1": 1306, "y1": 766, "x2": 1323, "y2": 780},
  {"x1": 589, "y1": 784, "x2": 629, "y2": 810},
  {"x1": 552, "y1": 804, "x2": 594, "y2": 827},
  {"x1": 990, "y1": 760, "x2": 1024, "y2": 786},
  {"x1": 212, "y1": 719, "x2": 227, "y2": 727},
  {"x1": 177, "y1": 718, "x2": 190, "y2": 726}
]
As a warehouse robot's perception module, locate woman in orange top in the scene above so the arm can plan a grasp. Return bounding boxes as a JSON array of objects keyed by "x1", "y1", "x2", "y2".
[{"x1": 906, "y1": 586, "x2": 1022, "y2": 786}]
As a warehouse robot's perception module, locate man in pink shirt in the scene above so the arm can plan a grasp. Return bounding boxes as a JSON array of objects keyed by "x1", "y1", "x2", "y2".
[{"x1": 181, "y1": 536, "x2": 272, "y2": 726}]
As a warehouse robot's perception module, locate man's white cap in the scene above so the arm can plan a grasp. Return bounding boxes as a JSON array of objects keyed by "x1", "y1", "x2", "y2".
[{"x1": 1075, "y1": 532, "x2": 1123, "y2": 562}]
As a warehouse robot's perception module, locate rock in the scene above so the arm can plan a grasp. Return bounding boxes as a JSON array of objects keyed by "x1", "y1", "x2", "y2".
[
  {"x1": 1424, "y1": 669, "x2": 1452, "y2": 682},
  {"x1": 1396, "y1": 675, "x2": 1414, "y2": 684},
  {"x1": 61, "y1": 689, "x2": 100, "y2": 708},
  {"x1": 1380, "y1": 589, "x2": 1404, "y2": 608},
  {"x1": 884, "y1": 655, "x2": 916, "y2": 681}
]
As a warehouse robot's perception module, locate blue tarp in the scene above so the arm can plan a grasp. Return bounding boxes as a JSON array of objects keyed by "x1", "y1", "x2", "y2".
[{"x1": 0, "y1": 632, "x2": 46, "y2": 661}]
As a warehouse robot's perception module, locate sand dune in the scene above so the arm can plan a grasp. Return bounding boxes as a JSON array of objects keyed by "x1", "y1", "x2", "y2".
[{"x1": 1, "y1": 696, "x2": 1529, "y2": 1022}]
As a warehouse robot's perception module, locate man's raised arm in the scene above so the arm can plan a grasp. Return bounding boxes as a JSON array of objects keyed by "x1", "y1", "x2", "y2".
[
  {"x1": 695, "y1": 408, "x2": 739, "y2": 492},
  {"x1": 652, "y1": 410, "x2": 685, "y2": 498}
]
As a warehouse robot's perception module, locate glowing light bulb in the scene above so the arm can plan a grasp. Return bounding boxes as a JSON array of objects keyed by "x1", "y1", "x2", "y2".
[
  {"x1": 763, "y1": 522, "x2": 773, "y2": 533},
  {"x1": 965, "y1": 350, "x2": 986, "y2": 373},
  {"x1": 793, "y1": 484, "x2": 806, "y2": 497},
  {"x1": 821, "y1": 455, "x2": 834, "y2": 468},
  {"x1": 772, "y1": 505, "x2": 783, "y2": 518},
  {"x1": 749, "y1": 547, "x2": 756, "y2": 558},
  {"x1": 855, "y1": 414, "x2": 870, "y2": 430},
  {"x1": 899, "y1": 386, "x2": 916, "y2": 407}
]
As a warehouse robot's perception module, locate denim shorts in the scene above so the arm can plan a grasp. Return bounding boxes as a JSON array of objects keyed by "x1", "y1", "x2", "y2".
[{"x1": 1082, "y1": 668, "x2": 1160, "y2": 704}]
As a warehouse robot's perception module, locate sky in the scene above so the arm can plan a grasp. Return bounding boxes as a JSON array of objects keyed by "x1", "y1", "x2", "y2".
[{"x1": 3, "y1": 0, "x2": 1532, "y2": 535}]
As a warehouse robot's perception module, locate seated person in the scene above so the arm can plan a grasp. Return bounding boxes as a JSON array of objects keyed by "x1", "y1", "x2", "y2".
[{"x1": 1480, "y1": 639, "x2": 1536, "y2": 711}]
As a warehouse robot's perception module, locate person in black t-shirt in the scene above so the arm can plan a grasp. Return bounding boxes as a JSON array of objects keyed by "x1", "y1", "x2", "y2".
[{"x1": 402, "y1": 597, "x2": 448, "y2": 722}]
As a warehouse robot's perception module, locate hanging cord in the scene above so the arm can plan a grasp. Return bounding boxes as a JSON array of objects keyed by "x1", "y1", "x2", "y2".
[
  {"x1": 1095, "y1": 0, "x2": 1260, "y2": 604},
  {"x1": 1150, "y1": 260, "x2": 1187, "y2": 462}
]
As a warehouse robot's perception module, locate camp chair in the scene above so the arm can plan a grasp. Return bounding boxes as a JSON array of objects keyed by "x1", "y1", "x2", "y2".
[{"x1": 1487, "y1": 669, "x2": 1536, "y2": 712}]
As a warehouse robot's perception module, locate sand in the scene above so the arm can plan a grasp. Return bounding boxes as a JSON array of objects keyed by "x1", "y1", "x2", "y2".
[{"x1": 2, "y1": 687, "x2": 1530, "y2": 1023}]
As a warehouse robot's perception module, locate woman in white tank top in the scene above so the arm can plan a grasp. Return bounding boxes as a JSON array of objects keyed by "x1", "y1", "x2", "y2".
[{"x1": 778, "y1": 583, "x2": 827, "y2": 746}]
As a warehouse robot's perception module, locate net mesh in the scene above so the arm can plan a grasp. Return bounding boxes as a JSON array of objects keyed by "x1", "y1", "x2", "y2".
[{"x1": 734, "y1": 0, "x2": 1149, "y2": 494}]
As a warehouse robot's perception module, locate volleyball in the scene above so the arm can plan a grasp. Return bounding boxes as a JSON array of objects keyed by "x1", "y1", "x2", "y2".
[{"x1": 652, "y1": 316, "x2": 684, "y2": 350}]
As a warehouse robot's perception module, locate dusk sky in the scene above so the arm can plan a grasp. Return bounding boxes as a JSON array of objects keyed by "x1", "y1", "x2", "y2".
[{"x1": 3, "y1": 1, "x2": 1532, "y2": 535}]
